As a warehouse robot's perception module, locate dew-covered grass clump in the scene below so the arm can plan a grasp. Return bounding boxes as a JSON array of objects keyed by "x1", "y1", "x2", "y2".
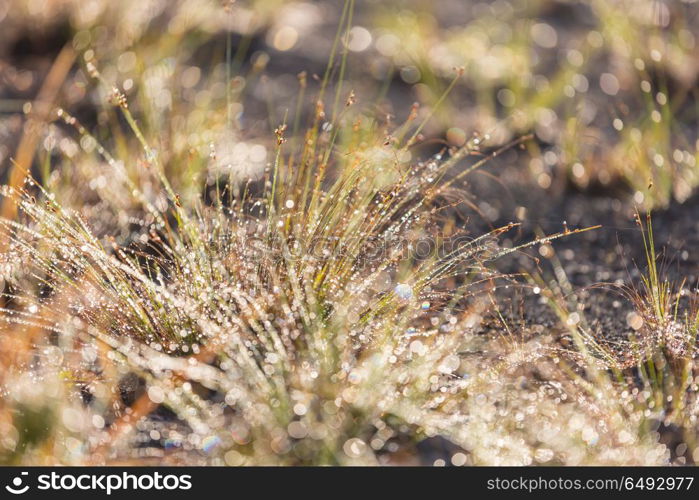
[{"x1": 2, "y1": 0, "x2": 699, "y2": 466}]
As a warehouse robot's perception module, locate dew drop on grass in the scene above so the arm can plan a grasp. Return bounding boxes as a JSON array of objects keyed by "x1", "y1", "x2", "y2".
[
  {"x1": 287, "y1": 421, "x2": 308, "y2": 439},
  {"x1": 62, "y1": 408, "x2": 83, "y2": 433},
  {"x1": 201, "y1": 435, "x2": 221, "y2": 453},
  {"x1": 627, "y1": 312, "x2": 644, "y2": 330},
  {"x1": 439, "y1": 355, "x2": 460, "y2": 374},
  {"x1": 147, "y1": 386, "x2": 165, "y2": 404},
  {"x1": 394, "y1": 283, "x2": 413, "y2": 300},
  {"x1": 535, "y1": 448, "x2": 554, "y2": 462},
  {"x1": 566, "y1": 312, "x2": 581, "y2": 326},
  {"x1": 410, "y1": 340, "x2": 427, "y2": 356},
  {"x1": 343, "y1": 438, "x2": 367, "y2": 458},
  {"x1": 92, "y1": 415, "x2": 105, "y2": 429}
]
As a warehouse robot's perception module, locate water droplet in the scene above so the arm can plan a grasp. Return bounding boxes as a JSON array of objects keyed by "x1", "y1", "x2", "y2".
[{"x1": 394, "y1": 283, "x2": 413, "y2": 300}]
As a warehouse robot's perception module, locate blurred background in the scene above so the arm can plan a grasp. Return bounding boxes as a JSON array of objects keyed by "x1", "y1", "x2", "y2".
[
  {"x1": 1, "y1": 0, "x2": 698, "y2": 200},
  {"x1": 2, "y1": 0, "x2": 699, "y2": 286}
]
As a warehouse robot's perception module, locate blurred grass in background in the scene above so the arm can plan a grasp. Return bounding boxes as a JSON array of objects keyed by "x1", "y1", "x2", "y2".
[{"x1": 2, "y1": 0, "x2": 699, "y2": 208}]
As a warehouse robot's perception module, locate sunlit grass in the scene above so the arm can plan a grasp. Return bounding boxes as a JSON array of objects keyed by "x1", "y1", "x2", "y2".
[{"x1": 2, "y1": 0, "x2": 699, "y2": 467}]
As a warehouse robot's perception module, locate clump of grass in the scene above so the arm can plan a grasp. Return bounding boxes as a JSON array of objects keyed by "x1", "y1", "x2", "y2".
[
  {"x1": 0, "y1": 119, "x2": 652, "y2": 464},
  {"x1": 528, "y1": 210, "x2": 699, "y2": 464},
  {"x1": 613, "y1": 212, "x2": 699, "y2": 463},
  {"x1": 0, "y1": 38, "x2": 571, "y2": 463}
]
